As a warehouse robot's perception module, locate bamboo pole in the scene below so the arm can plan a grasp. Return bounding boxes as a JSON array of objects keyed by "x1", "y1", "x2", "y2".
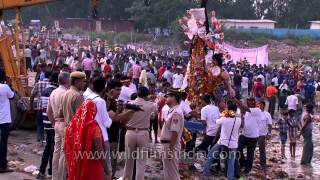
[
  {"x1": 18, "y1": 8, "x2": 27, "y2": 75},
  {"x1": 14, "y1": 8, "x2": 21, "y2": 75}
]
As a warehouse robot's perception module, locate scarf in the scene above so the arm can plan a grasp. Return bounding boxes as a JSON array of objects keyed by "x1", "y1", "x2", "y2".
[{"x1": 65, "y1": 100, "x2": 104, "y2": 180}]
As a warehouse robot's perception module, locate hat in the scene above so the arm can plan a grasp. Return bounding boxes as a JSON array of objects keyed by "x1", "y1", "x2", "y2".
[
  {"x1": 165, "y1": 88, "x2": 183, "y2": 97},
  {"x1": 70, "y1": 71, "x2": 86, "y2": 79}
]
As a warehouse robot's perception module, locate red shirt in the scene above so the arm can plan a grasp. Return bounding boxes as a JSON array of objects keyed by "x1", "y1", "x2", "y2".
[
  {"x1": 158, "y1": 66, "x2": 166, "y2": 80},
  {"x1": 103, "y1": 64, "x2": 112, "y2": 74},
  {"x1": 253, "y1": 81, "x2": 265, "y2": 98}
]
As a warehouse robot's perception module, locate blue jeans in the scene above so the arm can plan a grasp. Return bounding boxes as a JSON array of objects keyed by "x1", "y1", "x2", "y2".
[
  {"x1": 105, "y1": 141, "x2": 112, "y2": 171},
  {"x1": 37, "y1": 110, "x2": 44, "y2": 141},
  {"x1": 204, "y1": 144, "x2": 237, "y2": 180}
]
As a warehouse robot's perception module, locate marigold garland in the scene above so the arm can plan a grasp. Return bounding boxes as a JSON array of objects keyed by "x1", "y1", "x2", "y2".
[{"x1": 220, "y1": 110, "x2": 236, "y2": 118}]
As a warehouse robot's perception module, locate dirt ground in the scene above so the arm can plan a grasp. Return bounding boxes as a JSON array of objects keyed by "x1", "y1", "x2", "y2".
[{"x1": 2, "y1": 115, "x2": 320, "y2": 180}]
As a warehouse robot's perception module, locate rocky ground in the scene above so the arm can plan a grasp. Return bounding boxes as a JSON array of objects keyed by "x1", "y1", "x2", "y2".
[{"x1": 2, "y1": 119, "x2": 320, "y2": 180}]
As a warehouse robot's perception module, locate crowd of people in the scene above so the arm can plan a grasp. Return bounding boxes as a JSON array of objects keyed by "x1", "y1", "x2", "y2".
[{"x1": 0, "y1": 40, "x2": 319, "y2": 180}]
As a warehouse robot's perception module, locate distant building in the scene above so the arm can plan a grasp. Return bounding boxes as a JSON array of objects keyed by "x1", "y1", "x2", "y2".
[
  {"x1": 309, "y1": 21, "x2": 320, "y2": 29},
  {"x1": 53, "y1": 18, "x2": 134, "y2": 32},
  {"x1": 220, "y1": 19, "x2": 276, "y2": 29}
]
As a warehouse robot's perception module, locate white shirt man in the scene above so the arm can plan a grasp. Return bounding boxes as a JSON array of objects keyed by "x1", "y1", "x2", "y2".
[
  {"x1": 241, "y1": 76, "x2": 249, "y2": 89},
  {"x1": 0, "y1": 83, "x2": 14, "y2": 124},
  {"x1": 285, "y1": 94, "x2": 298, "y2": 110},
  {"x1": 201, "y1": 104, "x2": 220, "y2": 137},
  {"x1": 65, "y1": 55, "x2": 74, "y2": 66},
  {"x1": 128, "y1": 83, "x2": 137, "y2": 93},
  {"x1": 172, "y1": 73, "x2": 184, "y2": 89},
  {"x1": 119, "y1": 85, "x2": 135, "y2": 102},
  {"x1": 87, "y1": 93, "x2": 113, "y2": 142},
  {"x1": 217, "y1": 116, "x2": 241, "y2": 149},
  {"x1": 259, "y1": 111, "x2": 273, "y2": 136},
  {"x1": 83, "y1": 87, "x2": 94, "y2": 100},
  {"x1": 243, "y1": 108, "x2": 262, "y2": 138},
  {"x1": 279, "y1": 83, "x2": 288, "y2": 92},
  {"x1": 180, "y1": 99, "x2": 192, "y2": 116},
  {"x1": 272, "y1": 76, "x2": 279, "y2": 87},
  {"x1": 25, "y1": 48, "x2": 32, "y2": 58}
]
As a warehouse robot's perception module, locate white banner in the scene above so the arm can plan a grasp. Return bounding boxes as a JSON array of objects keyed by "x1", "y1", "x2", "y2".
[{"x1": 223, "y1": 43, "x2": 269, "y2": 65}]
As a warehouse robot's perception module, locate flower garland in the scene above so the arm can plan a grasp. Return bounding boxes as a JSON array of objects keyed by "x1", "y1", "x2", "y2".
[{"x1": 221, "y1": 110, "x2": 236, "y2": 118}]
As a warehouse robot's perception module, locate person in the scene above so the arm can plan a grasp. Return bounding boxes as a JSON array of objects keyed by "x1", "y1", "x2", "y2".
[
  {"x1": 48, "y1": 72, "x2": 70, "y2": 180},
  {"x1": 236, "y1": 97, "x2": 262, "y2": 174},
  {"x1": 285, "y1": 91, "x2": 298, "y2": 111},
  {"x1": 315, "y1": 86, "x2": 320, "y2": 113},
  {"x1": 157, "y1": 63, "x2": 166, "y2": 81},
  {"x1": 25, "y1": 45, "x2": 33, "y2": 71},
  {"x1": 204, "y1": 102, "x2": 241, "y2": 180},
  {"x1": 30, "y1": 71, "x2": 51, "y2": 144},
  {"x1": 65, "y1": 51, "x2": 74, "y2": 66},
  {"x1": 37, "y1": 72, "x2": 59, "y2": 179},
  {"x1": 132, "y1": 61, "x2": 142, "y2": 87},
  {"x1": 258, "y1": 101, "x2": 272, "y2": 170},
  {"x1": 148, "y1": 84, "x2": 159, "y2": 143},
  {"x1": 287, "y1": 109, "x2": 299, "y2": 158},
  {"x1": 271, "y1": 75, "x2": 279, "y2": 89},
  {"x1": 83, "y1": 72, "x2": 102, "y2": 100},
  {"x1": 299, "y1": 104, "x2": 314, "y2": 165},
  {"x1": 58, "y1": 71, "x2": 86, "y2": 180},
  {"x1": 266, "y1": 82, "x2": 278, "y2": 118},
  {"x1": 0, "y1": 73, "x2": 15, "y2": 173},
  {"x1": 241, "y1": 74, "x2": 249, "y2": 100},
  {"x1": 103, "y1": 59, "x2": 112, "y2": 77},
  {"x1": 87, "y1": 77, "x2": 113, "y2": 178},
  {"x1": 162, "y1": 66, "x2": 174, "y2": 86},
  {"x1": 70, "y1": 57, "x2": 82, "y2": 71},
  {"x1": 160, "y1": 88, "x2": 184, "y2": 180},
  {"x1": 278, "y1": 90, "x2": 288, "y2": 114},
  {"x1": 119, "y1": 76, "x2": 137, "y2": 102},
  {"x1": 123, "y1": 58, "x2": 132, "y2": 76},
  {"x1": 122, "y1": 86, "x2": 157, "y2": 180},
  {"x1": 82, "y1": 53, "x2": 94, "y2": 80},
  {"x1": 279, "y1": 80, "x2": 289, "y2": 92},
  {"x1": 277, "y1": 111, "x2": 288, "y2": 159},
  {"x1": 196, "y1": 94, "x2": 220, "y2": 155},
  {"x1": 252, "y1": 78, "x2": 264, "y2": 101},
  {"x1": 64, "y1": 100, "x2": 109, "y2": 180},
  {"x1": 172, "y1": 67, "x2": 184, "y2": 89},
  {"x1": 105, "y1": 79, "x2": 135, "y2": 179},
  {"x1": 233, "y1": 70, "x2": 242, "y2": 100}
]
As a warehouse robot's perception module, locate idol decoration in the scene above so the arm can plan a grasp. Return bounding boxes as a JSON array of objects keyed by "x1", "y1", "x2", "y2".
[
  {"x1": 179, "y1": 7, "x2": 234, "y2": 107},
  {"x1": 288, "y1": 63, "x2": 305, "y2": 80}
]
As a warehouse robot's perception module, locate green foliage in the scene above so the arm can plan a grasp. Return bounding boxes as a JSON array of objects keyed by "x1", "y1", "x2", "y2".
[
  {"x1": 309, "y1": 50, "x2": 320, "y2": 59},
  {"x1": 289, "y1": 35, "x2": 313, "y2": 45}
]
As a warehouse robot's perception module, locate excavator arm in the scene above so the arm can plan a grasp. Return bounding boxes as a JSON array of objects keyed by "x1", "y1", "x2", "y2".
[{"x1": 0, "y1": 0, "x2": 57, "y2": 10}]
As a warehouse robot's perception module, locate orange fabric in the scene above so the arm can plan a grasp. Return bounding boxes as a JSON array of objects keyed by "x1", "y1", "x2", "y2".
[
  {"x1": 266, "y1": 85, "x2": 278, "y2": 97},
  {"x1": 65, "y1": 100, "x2": 105, "y2": 180}
]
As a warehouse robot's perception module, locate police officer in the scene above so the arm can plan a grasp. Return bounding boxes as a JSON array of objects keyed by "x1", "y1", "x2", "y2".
[
  {"x1": 122, "y1": 86, "x2": 157, "y2": 180},
  {"x1": 160, "y1": 88, "x2": 184, "y2": 180}
]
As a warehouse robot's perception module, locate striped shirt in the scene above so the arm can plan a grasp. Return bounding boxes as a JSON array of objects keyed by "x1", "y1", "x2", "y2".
[
  {"x1": 41, "y1": 84, "x2": 58, "y2": 130},
  {"x1": 31, "y1": 78, "x2": 50, "y2": 110}
]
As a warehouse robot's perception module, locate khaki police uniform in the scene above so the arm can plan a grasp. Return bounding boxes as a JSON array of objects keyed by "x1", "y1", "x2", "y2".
[
  {"x1": 160, "y1": 105, "x2": 184, "y2": 180},
  {"x1": 123, "y1": 97, "x2": 157, "y2": 180}
]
